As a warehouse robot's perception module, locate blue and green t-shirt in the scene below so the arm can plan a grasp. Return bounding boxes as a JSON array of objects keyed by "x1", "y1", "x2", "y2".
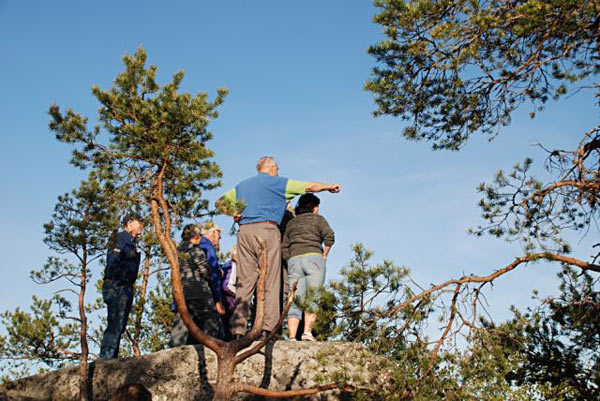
[{"x1": 221, "y1": 173, "x2": 306, "y2": 225}]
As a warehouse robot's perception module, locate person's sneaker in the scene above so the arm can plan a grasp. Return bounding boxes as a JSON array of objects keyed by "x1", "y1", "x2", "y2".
[
  {"x1": 301, "y1": 333, "x2": 316, "y2": 342},
  {"x1": 288, "y1": 337, "x2": 298, "y2": 342}
]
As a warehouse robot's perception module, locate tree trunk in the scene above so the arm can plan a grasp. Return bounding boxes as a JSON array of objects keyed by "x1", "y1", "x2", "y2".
[
  {"x1": 132, "y1": 247, "x2": 152, "y2": 357},
  {"x1": 213, "y1": 347, "x2": 237, "y2": 401},
  {"x1": 78, "y1": 259, "x2": 89, "y2": 401},
  {"x1": 149, "y1": 170, "x2": 224, "y2": 354}
]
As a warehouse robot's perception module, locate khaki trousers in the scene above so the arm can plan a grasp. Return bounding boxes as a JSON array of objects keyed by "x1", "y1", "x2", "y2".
[{"x1": 231, "y1": 222, "x2": 281, "y2": 334}]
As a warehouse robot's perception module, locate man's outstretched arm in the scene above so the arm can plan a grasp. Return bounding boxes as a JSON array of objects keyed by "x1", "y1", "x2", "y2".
[
  {"x1": 285, "y1": 180, "x2": 341, "y2": 202},
  {"x1": 305, "y1": 182, "x2": 341, "y2": 193}
]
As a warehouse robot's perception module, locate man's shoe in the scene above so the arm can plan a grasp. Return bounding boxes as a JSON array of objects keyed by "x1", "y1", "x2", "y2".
[
  {"x1": 258, "y1": 330, "x2": 281, "y2": 342},
  {"x1": 301, "y1": 333, "x2": 316, "y2": 342}
]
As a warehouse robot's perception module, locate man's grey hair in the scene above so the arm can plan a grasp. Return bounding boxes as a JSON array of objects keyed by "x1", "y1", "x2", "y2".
[{"x1": 256, "y1": 156, "x2": 276, "y2": 172}]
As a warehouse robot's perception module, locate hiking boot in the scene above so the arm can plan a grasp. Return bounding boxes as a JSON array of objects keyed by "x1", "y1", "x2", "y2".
[{"x1": 301, "y1": 333, "x2": 316, "y2": 342}]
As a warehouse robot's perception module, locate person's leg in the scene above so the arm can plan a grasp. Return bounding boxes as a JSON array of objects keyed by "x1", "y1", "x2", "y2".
[
  {"x1": 185, "y1": 301, "x2": 200, "y2": 345},
  {"x1": 207, "y1": 308, "x2": 225, "y2": 341},
  {"x1": 302, "y1": 254, "x2": 326, "y2": 336},
  {"x1": 279, "y1": 260, "x2": 289, "y2": 336},
  {"x1": 304, "y1": 313, "x2": 317, "y2": 335},
  {"x1": 199, "y1": 287, "x2": 225, "y2": 340},
  {"x1": 185, "y1": 283, "x2": 225, "y2": 343},
  {"x1": 230, "y1": 225, "x2": 259, "y2": 336},
  {"x1": 287, "y1": 317, "x2": 301, "y2": 340},
  {"x1": 222, "y1": 312, "x2": 232, "y2": 341},
  {"x1": 287, "y1": 256, "x2": 306, "y2": 339},
  {"x1": 169, "y1": 312, "x2": 189, "y2": 347},
  {"x1": 99, "y1": 281, "x2": 121, "y2": 359},
  {"x1": 113, "y1": 286, "x2": 134, "y2": 355},
  {"x1": 261, "y1": 224, "x2": 282, "y2": 332},
  {"x1": 280, "y1": 260, "x2": 289, "y2": 310}
]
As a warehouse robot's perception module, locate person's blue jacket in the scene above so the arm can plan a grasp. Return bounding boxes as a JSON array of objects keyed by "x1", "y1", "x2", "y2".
[
  {"x1": 198, "y1": 237, "x2": 223, "y2": 304},
  {"x1": 104, "y1": 231, "x2": 141, "y2": 286}
]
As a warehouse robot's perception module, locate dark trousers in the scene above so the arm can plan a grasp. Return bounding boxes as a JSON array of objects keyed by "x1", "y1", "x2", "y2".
[
  {"x1": 169, "y1": 291, "x2": 225, "y2": 347},
  {"x1": 99, "y1": 280, "x2": 134, "y2": 359},
  {"x1": 185, "y1": 300, "x2": 224, "y2": 344}
]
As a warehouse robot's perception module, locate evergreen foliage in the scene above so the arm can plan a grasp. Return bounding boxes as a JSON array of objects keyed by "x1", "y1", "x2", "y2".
[
  {"x1": 511, "y1": 267, "x2": 600, "y2": 399},
  {"x1": 362, "y1": 2, "x2": 600, "y2": 397},
  {"x1": 366, "y1": 0, "x2": 600, "y2": 150},
  {"x1": 311, "y1": 244, "x2": 548, "y2": 399},
  {"x1": 11, "y1": 178, "x2": 117, "y2": 399},
  {"x1": 48, "y1": 46, "x2": 226, "y2": 219},
  {"x1": 0, "y1": 296, "x2": 79, "y2": 376}
]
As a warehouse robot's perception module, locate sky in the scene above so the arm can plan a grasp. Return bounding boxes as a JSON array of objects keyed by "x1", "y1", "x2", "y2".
[{"x1": 0, "y1": 0, "x2": 598, "y2": 333}]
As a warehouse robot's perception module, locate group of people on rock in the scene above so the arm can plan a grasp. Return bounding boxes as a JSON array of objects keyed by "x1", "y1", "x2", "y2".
[{"x1": 99, "y1": 156, "x2": 340, "y2": 359}]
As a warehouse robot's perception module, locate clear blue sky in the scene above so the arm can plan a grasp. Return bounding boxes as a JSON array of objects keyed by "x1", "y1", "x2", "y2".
[{"x1": 0, "y1": 1, "x2": 597, "y2": 326}]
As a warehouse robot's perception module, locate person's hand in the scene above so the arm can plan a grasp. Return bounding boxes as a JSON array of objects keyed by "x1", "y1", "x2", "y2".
[
  {"x1": 328, "y1": 184, "x2": 341, "y2": 193},
  {"x1": 215, "y1": 302, "x2": 226, "y2": 316}
]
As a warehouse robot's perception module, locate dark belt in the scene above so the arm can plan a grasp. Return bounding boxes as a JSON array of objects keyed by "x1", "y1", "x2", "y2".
[{"x1": 240, "y1": 221, "x2": 277, "y2": 226}]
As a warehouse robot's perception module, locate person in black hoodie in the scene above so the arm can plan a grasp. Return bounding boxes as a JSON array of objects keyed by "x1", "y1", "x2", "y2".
[{"x1": 99, "y1": 214, "x2": 143, "y2": 359}]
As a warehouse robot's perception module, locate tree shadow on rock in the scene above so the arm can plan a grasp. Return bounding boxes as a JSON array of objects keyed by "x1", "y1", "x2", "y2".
[
  {"x1": 258, "y1": 341, "x2": 275, "y2": 391},
  {"x1": 285, "y1": 360, "x2": 303, "y2": 391},
  {"x1": 86, "y1": 361, "x2": 96, "y2": 401},
  {"x1": 241, "y1": 341, "x2": 275, "y2": 401}
]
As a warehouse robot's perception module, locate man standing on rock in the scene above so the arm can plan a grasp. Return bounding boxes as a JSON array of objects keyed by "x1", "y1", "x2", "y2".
[
  {"x1": 100, "y1": 214, "x2": 143, "y2": 359},
  {"x1": 217, "y1": 156, "x2": 340, "y2": 340}
]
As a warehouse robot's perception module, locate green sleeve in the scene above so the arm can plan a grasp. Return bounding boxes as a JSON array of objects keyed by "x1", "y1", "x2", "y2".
[
  {"x1": 285, "y1": 179, "x2": 306, "y2": 201},
  {"x1": 221, "y1": 188, "x2": 236, "y2": 203}
]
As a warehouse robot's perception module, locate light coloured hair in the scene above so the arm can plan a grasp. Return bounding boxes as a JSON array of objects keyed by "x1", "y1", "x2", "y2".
[
  {"x1": 201, "y1": 221, "x2": 223, "y2": 236},
  {"x1": 256, "y1": 156, "x2": 276, "y2": 172}
]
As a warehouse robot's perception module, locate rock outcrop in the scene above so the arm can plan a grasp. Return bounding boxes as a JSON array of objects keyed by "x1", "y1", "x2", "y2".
[{"x1": 1, "y1": 341, "x2": 384, "y2": 401}]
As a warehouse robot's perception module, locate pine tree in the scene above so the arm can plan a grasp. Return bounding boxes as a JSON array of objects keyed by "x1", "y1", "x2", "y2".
[
  {"x1": 0, "y1": 296, "x2": 79, "y2": 380},
  {"x1": 38, "y1": 177, "x2": 116, "y2": 401},
  {"x1": 0, "y1": 177, "x2": 117, "y2": 399}
]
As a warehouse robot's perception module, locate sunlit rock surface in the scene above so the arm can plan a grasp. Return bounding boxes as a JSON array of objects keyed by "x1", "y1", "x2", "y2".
[{"x1": 1, "y1": 341, "x2": 384, "y2": 401}]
